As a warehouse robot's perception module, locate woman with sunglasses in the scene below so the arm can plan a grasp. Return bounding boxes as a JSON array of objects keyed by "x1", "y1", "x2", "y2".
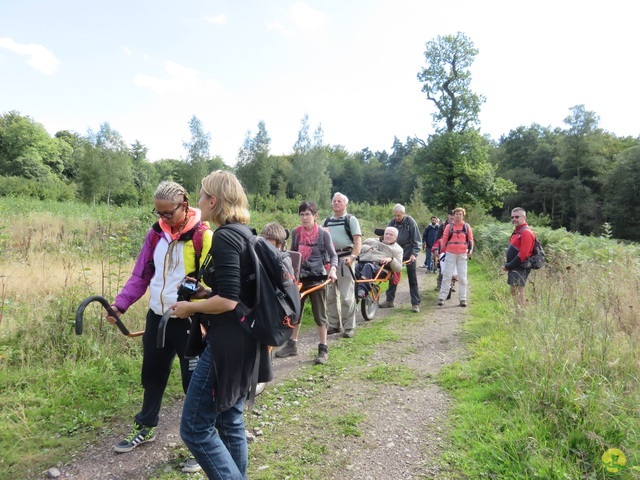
[{"x1": 106, "y1": 181, "x2": 212, "y2": 473}]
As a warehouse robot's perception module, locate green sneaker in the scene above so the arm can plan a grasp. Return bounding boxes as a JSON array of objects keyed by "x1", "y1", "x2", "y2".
[{"x1": 114, "y1": 423, "x2": 156, "y2": 453}]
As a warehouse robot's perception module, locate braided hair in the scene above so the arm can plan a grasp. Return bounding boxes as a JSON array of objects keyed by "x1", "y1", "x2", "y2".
[{"x1": 154, "y1": 181, "x2": 188, "y2": 205}]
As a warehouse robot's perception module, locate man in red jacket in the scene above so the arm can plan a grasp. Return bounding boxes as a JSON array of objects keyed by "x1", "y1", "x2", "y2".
[{"x1": 502, "y1": 207, "x2": 535, "y2": 305}]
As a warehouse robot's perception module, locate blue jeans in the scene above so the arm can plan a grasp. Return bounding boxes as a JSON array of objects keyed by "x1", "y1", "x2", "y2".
[
  {"x1": 180, "y1": 343, "x2": 247, "y2": 479},
  {"x1": 424, "y1": 247, "x2": 433, "y2": 270}
]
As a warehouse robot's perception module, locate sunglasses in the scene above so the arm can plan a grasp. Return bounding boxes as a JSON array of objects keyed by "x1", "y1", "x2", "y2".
[
  {"x1": 511, "y1": 215, "x2": 521, "y2": 219},
  {"x1": 152, "y1": 204, "x2": 183, "y2": 218}
]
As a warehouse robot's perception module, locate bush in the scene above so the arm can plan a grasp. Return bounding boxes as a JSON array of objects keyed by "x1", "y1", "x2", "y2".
[{"x1": 0, "y1": 176, "x2": 77, "y2": 201}]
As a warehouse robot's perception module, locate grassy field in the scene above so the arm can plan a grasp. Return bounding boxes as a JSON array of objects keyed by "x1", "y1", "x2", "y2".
[{"x1": 1, "y1": 197, "x2": 639, "y2": 479}]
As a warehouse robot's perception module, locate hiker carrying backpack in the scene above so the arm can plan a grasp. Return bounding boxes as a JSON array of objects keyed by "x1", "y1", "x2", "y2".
[
  {"x1": 503, "y1": 209, "x2": 542, "y2": 305},
  {"x1": 170, "y1": 170, "x2": 292, "y2": 479}
]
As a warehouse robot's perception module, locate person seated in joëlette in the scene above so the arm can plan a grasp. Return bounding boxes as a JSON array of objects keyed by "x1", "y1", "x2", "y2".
[{"x1": 355, "y1": 227, "x2": 403, "y2": 299}]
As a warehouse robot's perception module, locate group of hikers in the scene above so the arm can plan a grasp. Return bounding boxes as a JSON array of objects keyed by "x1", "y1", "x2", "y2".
[{"x1": 104, "y1": 171, "x2": 537, "y2": 479}]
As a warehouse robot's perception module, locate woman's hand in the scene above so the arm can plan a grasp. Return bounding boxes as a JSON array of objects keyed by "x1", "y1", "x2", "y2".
[
  {"x1": 105, "y1": 306, "x2": 121, "y2": 324},
  {"x1": 170, "y1": 301, "x2": 193, "y2": 319},
  {"x1": 329, "y1": 266, "x2": 338, "y2": 282}
]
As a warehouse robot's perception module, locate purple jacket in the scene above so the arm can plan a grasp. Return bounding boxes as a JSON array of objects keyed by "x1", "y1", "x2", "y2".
[{"x1": 113, "y1": 224, "x2": 163, "y2": 313}]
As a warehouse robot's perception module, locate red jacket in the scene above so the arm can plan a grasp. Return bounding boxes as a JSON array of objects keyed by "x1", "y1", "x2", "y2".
[{"x1": 505, "y1": 223, "x2": 535, "y2": 269}]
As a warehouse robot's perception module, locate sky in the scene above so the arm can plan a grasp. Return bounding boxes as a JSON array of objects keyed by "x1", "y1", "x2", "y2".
[{"x1": 1, "y1": 0, "x2": 639, "y2": 165}]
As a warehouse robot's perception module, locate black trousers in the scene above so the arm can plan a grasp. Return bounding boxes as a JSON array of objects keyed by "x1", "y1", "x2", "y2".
[
  {"x1": 135, "y1": 309, "x2": 197, "y2": 428},
  {"x1": 385, "y1": 260, "x2": 421, "y2": 306}
]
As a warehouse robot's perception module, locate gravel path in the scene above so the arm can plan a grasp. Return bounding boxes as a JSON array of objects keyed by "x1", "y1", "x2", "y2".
[{"x1": 41, "y1": 263, "x2": 467, "y2": 480}]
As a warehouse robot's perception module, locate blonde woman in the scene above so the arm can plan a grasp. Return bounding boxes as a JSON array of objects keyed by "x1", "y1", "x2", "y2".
[{"x1": 171, "y1": 170, "x2": 272, "y2": 480}]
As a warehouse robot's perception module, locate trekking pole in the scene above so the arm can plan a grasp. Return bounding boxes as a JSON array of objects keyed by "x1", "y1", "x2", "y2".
[{"x1": 75, "y1": 295, "x2": 144, "y2": 338}]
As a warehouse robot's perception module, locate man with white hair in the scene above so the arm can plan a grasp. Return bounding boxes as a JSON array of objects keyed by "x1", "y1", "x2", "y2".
[
  {"x1": 355, "y1": 227, "x2": 403, "y2": 298},
  {"x1": 323, "y1": 192, "x2": 362, "y2": 338},
  {"x1": 380, "y1": 204, "x2": 422, "y2": 312}
]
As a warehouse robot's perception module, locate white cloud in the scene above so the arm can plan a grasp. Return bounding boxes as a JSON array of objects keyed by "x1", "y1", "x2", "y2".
[
  {"x1": 203, "y1": 13, "x2": 227, "y2": 25},
  {"x1": 289, "y1": 1, "x2": 329, "y2": 32},
  {"x1": 267, "y1": 1, "x2": 329, "y2": 39},
  {"x1": 122, "y1": 46, "x2": 132, "y2": 56},
  {"x1": 134, "y1": 60, "x2": 225, "y2": 97},
  {"x1": 0, "y1": 37, "x2": 59, "y2": 75}
]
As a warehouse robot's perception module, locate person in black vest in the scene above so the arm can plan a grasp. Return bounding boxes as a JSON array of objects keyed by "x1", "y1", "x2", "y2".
[{"x1": 379, "y1": 204, "x2": 422, "y2": 312}]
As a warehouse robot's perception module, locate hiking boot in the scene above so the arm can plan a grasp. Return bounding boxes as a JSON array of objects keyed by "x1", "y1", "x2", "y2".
[
  {"x1": 411, "y1": 305, "x2": 420, "y2": 313},
  {"x1": 437, "y1": 299, "x2": 444, "y2": 307},
  {"x1": 379, "y1": 301, "x2": 394, "y2": 308},
  {"x1": 327, "y1": 326, "x2": 342, "y2": 335},
  {"x1": 315, "y1": 344, "x2": 329, "y2": 364},
  {"x1": 275, "y1": 339, "x2": 298, "y2": 358},
  {"x1": 180, "y1": 458, "x2": 202, "y2": 473},
  {"x1": 460, "y1": 300, "x2": 467, "y2": 307},
  {"x1": 114, "y1": 424, "x2": 156, "y2": 453},
  {"x1": 342, "y1": 329, "x2": 355, "y2": 338}
]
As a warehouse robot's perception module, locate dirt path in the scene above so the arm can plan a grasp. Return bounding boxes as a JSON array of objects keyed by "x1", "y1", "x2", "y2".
[{"x1": 43, "y1": 263, "x2": 467, "y2": 480}]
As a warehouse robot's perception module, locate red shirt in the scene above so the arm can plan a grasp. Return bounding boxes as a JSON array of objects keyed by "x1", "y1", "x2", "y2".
[
  {"x1": 441, "y1": 222, "x2": 474, "y2": 255},
  {"x1": 505, "y1": 223, "x2": 535, "y2": 267}
]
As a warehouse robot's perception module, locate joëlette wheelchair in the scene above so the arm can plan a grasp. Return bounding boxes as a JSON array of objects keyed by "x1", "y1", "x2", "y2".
[{"x1": 353, "y1": 228, "x2": 410, "y2": 321}]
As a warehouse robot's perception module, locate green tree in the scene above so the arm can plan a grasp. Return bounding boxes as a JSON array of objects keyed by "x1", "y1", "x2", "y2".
[
  {"x1": 413, "y1": 130, "x2": 515, "y2": 211},
  {"x1": 77, "y1": 123, "x2": 136, "y2": 205},
  {"x1": 130, "y1": 140, "x2": 159, "y2": 204},
  {"x1": 555, "y1": 105, "x2": 608, "y2": 232},
  {"x1": 182, "y1": 115, "x2": 212, "y2": 193},
  {"x1": 0, "y1": 111, "x2": 66, "y2": 179},
  {"x1": 603, "y1": 146, "x2": 640, "y2": 240},
  {"x1": 235, "y1": 121, "x2": 273, "y2": 196},
  {"x1": 289, "y1": 115, "x2": 331, "y2": 204},
  {"x1": 417, "y1": 32, "x2": 485, "y2": 134},
  {"x1": 414, "y1": 33, "x2": 512, "y2": 211},
  {"x1": 555, "y1": 105, "x2": 606, "y2": 183}
]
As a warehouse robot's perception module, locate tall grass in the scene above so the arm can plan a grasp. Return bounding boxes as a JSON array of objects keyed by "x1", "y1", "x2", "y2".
[{"x1": 441, "y1": 224, "x2": 640, "y2": 478}]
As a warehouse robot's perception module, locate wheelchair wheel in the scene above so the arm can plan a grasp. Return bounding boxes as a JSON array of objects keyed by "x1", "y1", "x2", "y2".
[{"x1": 361, "y1": 284, "x2": 380, "y2": 321}]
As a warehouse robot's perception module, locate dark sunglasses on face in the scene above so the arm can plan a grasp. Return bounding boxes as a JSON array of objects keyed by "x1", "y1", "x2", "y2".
[
  {"x1": 152, "y1": 204, "x2": 183, "y2": 218},
  {"x1": 511, "y1": 215, "x2": 521, "y2": 219}
]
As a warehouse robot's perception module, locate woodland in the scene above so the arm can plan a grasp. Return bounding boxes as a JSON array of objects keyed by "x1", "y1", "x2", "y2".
[{"x1": 1, "y1": 32, "x2": 639, "y2": 240}]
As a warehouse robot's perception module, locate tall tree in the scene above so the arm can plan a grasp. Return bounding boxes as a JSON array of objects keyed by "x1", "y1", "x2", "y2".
[
  {"x1": 417, "y1": 32, "x2": 485, "y2": 134},
  {"x1": 130, "y1": 140, "x2": 159, "y2": 204},
  {"x1": 235, "y1": 121, "x2": 273, "y2": 196},
  {"x1": 181, "y1": 115, "x2": 212, "y2": 193},
  {"x1": 555, "y1": 105, "x2": 607, "y2": 232},
  {"x1": 78, "y1": 123, "x2": 136, "y2": 205},
  {"x1": 289, "y1": 115, "x2": 331, "y2": 204},
  {"x1": 414, "y1": 33, "x2": 511, "y2": 210},
  {"x1": 603, "y1": 146, "x2": 640, "y2": 241}
]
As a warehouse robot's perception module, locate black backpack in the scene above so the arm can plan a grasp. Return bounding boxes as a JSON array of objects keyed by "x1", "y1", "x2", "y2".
[
  {"x1": 520, "y1": 226, "x2": 545, "y2": 270},
  {"x1": 219, "y1": 224, "x2": 302, "y2": 346}
]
